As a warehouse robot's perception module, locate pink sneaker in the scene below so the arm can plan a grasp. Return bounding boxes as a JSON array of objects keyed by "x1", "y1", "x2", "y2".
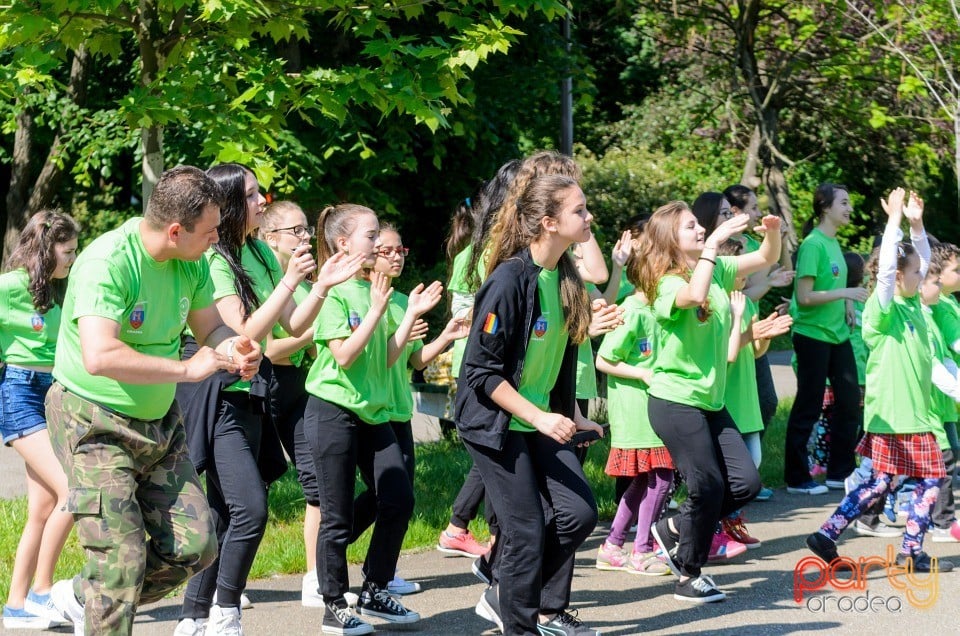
[
  {"x1": 707, "y1": 529, "x2": 747, "y2": 562},
  {"x1": 721, "y1": 513, "x2": 761, "y2": 549},
  {"x1": 595, "y1": 541, "x2": 629, "y2": 571},
  {"x1": 437, "y1": 531, "x2": 489, "y2": 557}
]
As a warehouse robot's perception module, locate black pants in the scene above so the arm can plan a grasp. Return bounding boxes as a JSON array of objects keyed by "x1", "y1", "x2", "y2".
[
  {"x1": 182, "y1": 392, "x2": 268, "y2": 617},
  {"x1": 304, "y1": 397, "x2": 414, "y2": 598},
  {"x1": 270, "y1": 364, "x2": 319, "y2": 505},
  {"x1": 352, "y1": 420, "x2": 415, "y2": 540},
  {"x1": 934, "y1": 448, "x2": 957, "y2": 529},
  {"x1": 755, "y1": 353, "x2": 778, "y2": 427},
  {"x1": 648, "y1": 396, "x2": 760, "y2": 578},
  {"x1": 785, "y1": 333, "x2": 861, "y2": 486},
  {"x1": 450, "y1": 463, "x2": 501, "y2": 537},
  {"x1": 465, "y1": 431, "x2": 597, "y2": 635}
]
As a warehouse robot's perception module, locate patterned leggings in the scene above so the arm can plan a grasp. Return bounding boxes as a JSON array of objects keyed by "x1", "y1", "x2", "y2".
[{"x1": 818, "y1": 472, "x2": 940, "y2": 556}]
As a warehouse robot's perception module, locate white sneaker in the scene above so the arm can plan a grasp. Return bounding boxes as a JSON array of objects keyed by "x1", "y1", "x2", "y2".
[
  {"x1": 211, "y1": 591, "x2": 252, "y2": 610},
  {"x1": 204, "y1": 605, "x2": 242, "y2": 636},
  {"x1": 301, "y1": 571, "x2": 358, "y2": 607},
  {"x1": 50, "y1": 579, "x2": 84, "y2": 636},
  {"x1": 174, "y1": 617, "x2": 207, "y2": 636},
  {"x1": 386, "y1": 573, "x2": 422, "y2": 596}
]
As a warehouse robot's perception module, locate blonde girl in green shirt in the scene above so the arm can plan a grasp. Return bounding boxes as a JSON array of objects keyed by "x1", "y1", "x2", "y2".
[
  {"x1": 806, "y1": 188, "x2": 952, "y2": 574},
  {"x1": 636, "y1": 200, "x2": 784, "y2": 603},
  {"x1": 1, "y1": 211, "x2": 79, "y2": 630}
]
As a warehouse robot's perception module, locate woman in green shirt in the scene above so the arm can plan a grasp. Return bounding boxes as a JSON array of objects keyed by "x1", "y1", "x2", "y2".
[
  {"x1": 1, "y1": 211, "x2": 79, "y2": 630},
  {"x1": 785, "y1": 184, "x2": 869, "y2": 495},
  {"x1": 637, "y1": 200, "x2": 783, "y2": 603}
]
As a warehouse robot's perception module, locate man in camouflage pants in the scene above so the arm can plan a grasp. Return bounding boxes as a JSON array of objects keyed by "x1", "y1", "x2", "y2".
[{"x1": 46, "y1": 166, "x2": 262, "y2": 635}]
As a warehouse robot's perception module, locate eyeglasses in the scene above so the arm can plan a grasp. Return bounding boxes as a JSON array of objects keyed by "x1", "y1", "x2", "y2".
[
  {"x1": 270, "y1": 225, "x2": 315, "y2": 239},
  {"x1": 378, "y1": 246, "x2": 409, "y2": 257}
]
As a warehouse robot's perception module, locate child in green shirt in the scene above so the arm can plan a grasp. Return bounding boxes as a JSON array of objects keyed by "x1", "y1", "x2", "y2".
[{"x1": 807, "y1": 188, "x2": 954, "y2": 573}]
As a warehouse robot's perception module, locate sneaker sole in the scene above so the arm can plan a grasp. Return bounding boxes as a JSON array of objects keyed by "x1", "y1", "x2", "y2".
[
  {"x1": 437, "y1": 544, "x2": 485, "y2": 558},
  {"x1": 475, "y1": 594, "x2": 503, "y2": 632},
  {"x1": 931, "y1": 534, "x2": 960, "y2": 543},
  {"x1": 471, "y1": 561, "x2": 493, "y2": 586},
  {"x1": 21, "y1": 600, "x2": 68, "y2": 626},
  {"x1": 595, "y1": 561, "x2": 629, "y2": 571},
  {"x1": 673, "y1": 590, "x2": 726, "y2": 603},
  {"x1": 49, "y1": 581, "x2": 84, "y2": 626},
  {"x1": 854, "y1": 527, "x2": 901, "y2": 539},
  {"x1": 386, "y1": 585, "x2": 422, "y2": 596},
  {"x1": 650, "y1": 524, "x2": 681, "y2": 577},
  {"x1": 321, "y1": 622, "x2": 374, "y2": 636},
  {"x1": 3, "y1": 616, "x2": 59, "y2": 630},
  {"x1": 785, "y1": 487, "x2": 829, "y2": 495},
  {"x1": 357, "y1": 607, "x2": 421, "y2": 624}
]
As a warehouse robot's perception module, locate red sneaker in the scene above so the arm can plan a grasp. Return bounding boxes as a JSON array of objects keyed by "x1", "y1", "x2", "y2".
[
  {"x1": 437, "y1": 531, "x2": 489, "y2": 557},
  {"x1": 707, "y1": 529, "x2": 747, "y2": 562},
  {"x1": 721, "y1": 513, "x2": 761, "y2": 549}
]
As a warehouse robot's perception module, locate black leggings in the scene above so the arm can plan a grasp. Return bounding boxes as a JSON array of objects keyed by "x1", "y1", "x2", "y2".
[
  {"x1": 465, "y1": 431, "x2": 597, "y2": 635},
  {"x1": 648, "y1": 396, "x2": 760, "y2": 578},
  {"x1": 181, "y1": 392, "x2": 268, "y2": 617},
  {"x1": 352, "y1": 420, "x2": 415, "y2": 540},
  {"x1": 785, "y1": 333, "x2": 861, "y2": 486},
  {"x1": 304, "y1": 397, "x2": 414, "y2": 598},
  {"x1": 270, "y1": 364, "x2": 319, "y2": 505}
]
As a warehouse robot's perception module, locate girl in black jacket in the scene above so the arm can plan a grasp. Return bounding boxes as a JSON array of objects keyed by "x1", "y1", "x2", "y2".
[{"x1": 456, "y1": 173, "x2": 604, "y2": 636}]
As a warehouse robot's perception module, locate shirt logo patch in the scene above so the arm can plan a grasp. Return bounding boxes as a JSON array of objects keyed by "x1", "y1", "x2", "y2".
[
  {"x1": 830, "y1": 262, "x2": 840, "y2": 277},
  {"x1": 482, "y1": 313, "x2": 499, "y2": 334},
  {"x1": 534, "y1": 315, "x2": 548, "y2": 338},
  {"x1": 30, "y1": 313, "x2": 44, "y2": 331},
  {"x1": 348, "y1": 310, "x2": 362, "y2": 331},
  {"x1": 638, "y1": 337, "x2": 652, "y2": 357},
  {"x1": 129, "y1": 305, "x2": 145, "y2": 330}
]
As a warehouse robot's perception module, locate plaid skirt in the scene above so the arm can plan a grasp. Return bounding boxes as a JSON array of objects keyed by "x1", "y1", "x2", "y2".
[
  {"x1": 857, "y1": 432, "x2": 946, "y2": 479},
  {"x1": 605, "y1": 446, "x2": 674, "y2": 477}
]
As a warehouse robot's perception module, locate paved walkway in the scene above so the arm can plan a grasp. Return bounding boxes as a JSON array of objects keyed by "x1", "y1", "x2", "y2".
[{"x1": 6, "y1": 352, "x2": 959, "y2": 634}]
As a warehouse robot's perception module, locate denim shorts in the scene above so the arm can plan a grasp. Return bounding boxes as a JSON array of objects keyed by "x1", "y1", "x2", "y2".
[{"x1": 0, "y1": 365, "x2": 54, "y2": 445}]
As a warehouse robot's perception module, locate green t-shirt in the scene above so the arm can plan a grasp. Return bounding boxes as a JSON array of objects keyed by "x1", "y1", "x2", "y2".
[
  {"x1": 724, "y1": 296, "x2": 763, "y2": 435},
  {"x1": 922, "y1": 307, "x2": 952, "y2": 448},
  {"x1": 510, "y1": 267, "x2": 567, "y2": 432},
  {"x1": 305, "y1": 278, "x2": 392, "y2": 424},
  {"x1": 271, "y1": 281, "x2": 313, "y2": 368},
  {"x1": 614, "y1": 269, "x2": 635, "y2": 304},
  {"x1": 862, "y1": 293, "x2": 936, "y2": 435},
  {"x1": 791, "y1": 228, "x2": 850, "y2": 344},
  {"x1": 743, "y1": 234, "x2": 761, "y2": 254},
  {"x1": 384, "y1": 292, "x2": 424, "y2": 422},
  {"x1": 0, "y1": 269, "x2": 61, "y2": 366},
  {"x1": 596, "y1": 294, "x2": 665, "y2": 449},
  {"x1": 208, "y1": 240, "x2": 283, "y2": 392},
  {"x1": 576, "y1": 283, "x2": 598, "y2": 400},
  {"x1": 648, "y1": 256, "x2": 738, "y2": 411},
  {"x1": 450, "y1": 245, "x2": 487, "y2": 379},
  {"x1": 54, "y1": 218, "x2": 214, "y2": 420},
  {"x1": 932, "y1": 293, "x2": 960, "y2": 357},
  {"x1": 849, "y1": 300, "x2": 867, "y2": 385}
]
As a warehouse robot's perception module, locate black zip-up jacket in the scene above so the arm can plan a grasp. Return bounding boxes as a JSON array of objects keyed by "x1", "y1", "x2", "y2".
[{"x1": 454, "y1": 247, "x2": 578, "y2": 451}]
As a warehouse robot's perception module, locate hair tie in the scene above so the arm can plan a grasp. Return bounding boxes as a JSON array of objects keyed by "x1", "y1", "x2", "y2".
[{"x1": 465, "y1": 197, "x2": 472, "y2": 209}]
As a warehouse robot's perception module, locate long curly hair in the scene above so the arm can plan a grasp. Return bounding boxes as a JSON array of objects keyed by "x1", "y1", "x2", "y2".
[
  {"x1": 635, "y1": 201, "x2": 696, "y2": 301},
  {"x1": 484, "y1": 174, "x2": 591, "y2": 344},
  {"x1": 207, "y1": 163, "x2": 271, "y2": 320},
  {"x1": 5, "y1": 210, "x2": 80, "y2": 312}
]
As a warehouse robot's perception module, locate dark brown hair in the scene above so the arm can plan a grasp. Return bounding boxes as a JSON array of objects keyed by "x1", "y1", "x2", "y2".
[
  {"x1": 145, "y1": 165, "x2": 223, "y2": 232},
  {"x1": 6, "y1": 210, "x2": 80, "y2": 312}
]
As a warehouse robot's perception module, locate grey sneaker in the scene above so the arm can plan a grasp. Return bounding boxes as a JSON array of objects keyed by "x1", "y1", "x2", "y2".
[
  {"x1": 853, "y1": 520, "x2": 901, "y2": 538},
  {"x1": 537, "y1": 609, "x2": 601, "y2": 635}
]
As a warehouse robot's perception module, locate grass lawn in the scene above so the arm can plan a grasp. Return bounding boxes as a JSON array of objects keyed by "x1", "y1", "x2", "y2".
[{"x1": 0, "y1": 397, "x2": 793, "y2": 602}]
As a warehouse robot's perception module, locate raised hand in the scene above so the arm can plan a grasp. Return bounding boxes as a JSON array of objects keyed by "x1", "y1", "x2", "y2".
[
  {"x1": 369, "y1": 271, "x2": 393, "y2": 312},
  {"x1": 752, "y1": 312, "x2": 794, "y2": 341},
  {"x1": 753, "y1": 214, "x2": 782, "y2": 235},
  {"x1": 408, "y1": 280, "x2": 444, "y2": 316},
  {"x1": 408, "y1": 318, "x2": 429, "y2": 342},
  {"x1": 441, "y1": 316, "x2": 470, "y2": 341},
  {"x1": 587, "y1": 298, "x2": 624, "y2": 337},
  {"x1": 283, "y1": 243, "x2": 317, "y2": 286},
  {"x1": 767, "y1": 266, "x2": 796, "y2": 288},
  {"x1": 707, "y1": 213, "x2": 750, "y2": 246},
  {"x1": 730, "y1": 290, "x2": 746, "y2": 319},
  {"x1": 904, "y1": 191, "x2": 924, "y2": 225},
  {"x1": 880, "y1": 187, "x2": 906, "y2": 220},
  {"x1": 315, "y1": 251, "x2": 365, "y2": 291},
  {"x1": 612, "y1": 230, "x2": 633, "y2": 267}
]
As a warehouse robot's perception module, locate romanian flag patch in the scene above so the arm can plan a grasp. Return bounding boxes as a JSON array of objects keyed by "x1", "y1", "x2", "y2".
[{"x1": 482, "y1": 312, "x2": 500, "y2": 334}]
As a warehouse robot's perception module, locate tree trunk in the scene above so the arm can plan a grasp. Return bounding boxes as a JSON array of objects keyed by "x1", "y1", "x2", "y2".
[
  {"x1": 3, "y1": 97, "x2": 36, "y2": 264},
  {"x1": 757, "y1": 110, "x2": 797, "y2": 266},
  {"x1": 26, "y1": 45, "x2": 91, "y2": 215},
  {"x1": 139, "y1": 0, "x2": 164, "y2": 206},
  {"x1": 955, "y1": 100, "x2": 960, "y2": 222},
  {"x1": 741, "y1": 125, "x2": 762, "y2": 189}
]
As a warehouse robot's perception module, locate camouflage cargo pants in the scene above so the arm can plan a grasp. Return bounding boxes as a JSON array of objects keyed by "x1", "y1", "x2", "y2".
[{"x1": 45, "y1": 382, "x2": 217, "y2": 635}]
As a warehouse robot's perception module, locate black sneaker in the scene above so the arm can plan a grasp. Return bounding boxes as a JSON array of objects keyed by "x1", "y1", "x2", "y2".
[
  {"x1": 896, "y1": 551, "x2": 955, "y2": 573},
  {"x1": 806, "y1": 532, "x2": 853, "y2": 574},
  {"x1": 322, "y1": 598, "x2": 373, "y2": 636},
  {"x1": 673, "y1": 574, "x2": 726, "y2": 603},
  {"x1": 357, "y1": 582, "x2": 420, "y2": 624},
  {"x1": 537, "y1": 609, "x2": 601, "y2": 635},
  {"x1": 475, "y1": 586, "x2": 503, "y2": 632},
  {"x1": 651, "y1": 518, "x2": 681, "y2": 576},
  {"x1": 472, "y1": 555, "x2": 493, "y2": 586}
]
